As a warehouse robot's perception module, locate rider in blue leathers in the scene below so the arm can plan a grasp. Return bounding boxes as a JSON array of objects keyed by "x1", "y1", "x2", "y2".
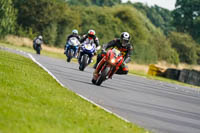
[{"x1": 64, "y1": 29, "x2": 81, "y2": 57}]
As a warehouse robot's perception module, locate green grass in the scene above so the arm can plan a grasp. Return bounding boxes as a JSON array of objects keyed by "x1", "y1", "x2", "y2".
[{"x1": 0, "y1": 50, "x2": 149, "y2": 133}]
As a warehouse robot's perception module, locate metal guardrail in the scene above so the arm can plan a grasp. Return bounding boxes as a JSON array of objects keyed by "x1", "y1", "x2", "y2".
[
  {"x1": 148, "y1": 64, "x2": 200, "y2": 86},
  {"x1": 179, "y1": 69, "x2": 200, "y2": 86}
]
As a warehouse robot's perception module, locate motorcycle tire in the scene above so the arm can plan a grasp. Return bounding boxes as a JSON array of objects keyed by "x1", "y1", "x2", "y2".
[
  {"x1": 92, "y1": 78, "x2": 96, "y2": 84},
  {"x1": 79, "y1": 54, "x2": 88, "y2": 71},
  {"x1": 79, "y1": 65, "x2": 84, "y2": 71},
  {"x1": 36, "y1": 46, "x2": 40, "y2": 54},
  {"x1": 67, "y1": 50, "x2": 73, "y2": 62},
  {"x1": 96, "y1": 67, "x2": 110, "y2": 86}
]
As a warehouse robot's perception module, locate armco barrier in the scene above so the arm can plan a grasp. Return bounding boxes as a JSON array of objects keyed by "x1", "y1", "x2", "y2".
[
  {"x1": 178, "y1": 69, "x2": 200, "y2": 86},
  {"x1": 148, "y1": 65, "x2": 200, "y2": 87},
  {"x1": 164, "y1": 68, "x2": 181, "y2": 80}
]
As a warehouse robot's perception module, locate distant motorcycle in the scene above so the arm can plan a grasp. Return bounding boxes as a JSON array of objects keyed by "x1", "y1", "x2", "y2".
[
  {"x1": 92, "y1": 48, "x2": 124, "y2": 86},
  {"x1": 33, "y1": 39, "x2": 42, "y2": 54},
  {"x1": 79, "y1": 42, "x2": 100, "y2": 71},
  {"x1": 65, "y1": 37, "x2": 80, "y2": 62}
]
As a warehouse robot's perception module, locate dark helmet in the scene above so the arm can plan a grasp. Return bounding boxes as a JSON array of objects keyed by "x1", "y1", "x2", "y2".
[{"x1": 120, "y1": 32, "x2": 130, "y2": 46}]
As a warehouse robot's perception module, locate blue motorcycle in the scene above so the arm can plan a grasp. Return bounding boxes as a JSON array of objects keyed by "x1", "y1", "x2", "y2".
[
  {"x1": 65, "y1": 37, "x2": 80, "y2": 62},
  {"x1": 79, "y1": 42, "x2": 100, "y2": 71}
]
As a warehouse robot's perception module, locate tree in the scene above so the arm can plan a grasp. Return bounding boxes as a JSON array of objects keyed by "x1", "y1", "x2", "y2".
[
  {"x1": 13, "y1": 0, "x2": 80, "y2": 46},
  {"x1": 67, "y1": 0, "x2": 121, "y2": 6},
  {"x1": 150, "y1": 32, "x2": 179, "y2": 65},
  {"x1": 0, "y1": 0, "x2": 16, "y2": 37},
  {"x1": 172, "y1": 0, "x2": 200, "y2": 42},
  {"x1": 67, "y1": 0, "x2": 91, "y2": 6},
  {"x1": 92, "y1": 0, "x2": 121, "y2": 6},
  {"x1": 169, "y1": 32, "x2": 198, "y2": 64},
  {"x1": 133, "y1": 2, "x2": 175, "y2": 35}
]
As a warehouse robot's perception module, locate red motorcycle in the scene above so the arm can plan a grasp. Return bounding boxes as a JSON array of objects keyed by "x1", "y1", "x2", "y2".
[{"x1": 92, "y1": 48, "x2": 124, "y2": 86}]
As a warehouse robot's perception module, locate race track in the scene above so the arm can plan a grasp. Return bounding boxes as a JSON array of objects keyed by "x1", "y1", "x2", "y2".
[{"x1": 2, "y1": 47, "x2": 200, "y2": 133}]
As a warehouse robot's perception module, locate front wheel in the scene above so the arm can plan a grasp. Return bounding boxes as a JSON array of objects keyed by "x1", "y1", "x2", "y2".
[
  {"x1": 36, "y1": 45, "x2": 41, "y2": 54},
  {"x1": 67, "y1": 49, "x2": 74, "y2": 62},
  {"x1": 79, "y1": 54, "x2": 89, "y2": 71},
  {"x1": 92, "y1": 78, "x2": 96, "y2": 84},
  {"x1": 96, "y1": 67, "x2": 110, "y2": 86}
]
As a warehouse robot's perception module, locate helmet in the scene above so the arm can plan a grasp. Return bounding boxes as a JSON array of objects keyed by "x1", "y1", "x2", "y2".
[
  {"x1": 38, "y1": 35, "x2": 43, "y2": 40},
  {"x1": 88, "y1": 29, "x2": 95, "y2": 39},
  {"x1": 120, "y1": 32, "x2": 130, "y2": 47},
  {"x1": 72, "y1": 29, "x2": 78, "y2": 35}
]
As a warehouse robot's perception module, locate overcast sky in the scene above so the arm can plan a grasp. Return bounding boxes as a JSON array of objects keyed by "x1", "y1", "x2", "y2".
[{"x1": 122, "y1": 0, "x2": 176, "y2": 10}]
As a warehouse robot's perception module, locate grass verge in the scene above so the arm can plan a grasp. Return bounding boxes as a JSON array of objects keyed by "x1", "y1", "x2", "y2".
[
  {"x1": 0, "y1": 50, "x2": 149, "y2": 133},
  {"x1": 0, "y1": 41, "x2": 66, "y2": 60}
]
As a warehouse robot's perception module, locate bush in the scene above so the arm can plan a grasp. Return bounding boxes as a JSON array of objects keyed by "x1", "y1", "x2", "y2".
[
  {"x1": 169, "y1": 32, "x2": 198, "y2": 64},
  {"x1": 0, "y1": 0, "x2": 16, "y2": 37}
]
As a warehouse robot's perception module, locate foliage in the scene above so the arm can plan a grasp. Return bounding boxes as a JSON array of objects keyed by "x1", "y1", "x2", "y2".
[
  {"x1": 168, "y1": 32, "x2": 198, "y2": 64},
  {"x1": 149, "y1": 31, "x2": 180, "y2": 65},
  {"x1": 67, "y1": 0, "x2": 121, "y2": 6},
  {"x1": 13, "y1": 0, "x2": 80, "y2": 46},
  {"x1": 4, "y1": 0, "x2": 199, "y2": 65},
  {"x1": 133, "y1": 41, "x2": 158, "y2": 64},
  {"x1": 133, "y1": 2, "x2": 175, "y2": 35},
  {"x1": 172, "y1": 0, "x2": 200, "y2": 43},
  {"x1": 0, "y1": 0, "x2": 16, "y2": 37},
  {"x1": 197, "y1": 46, "x2": 200, "y2": 64}
]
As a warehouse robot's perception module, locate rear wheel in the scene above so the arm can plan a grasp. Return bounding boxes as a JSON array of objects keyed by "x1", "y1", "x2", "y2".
[{"x1": 96, "y1": 67, "x2": 110, "y2": 86}]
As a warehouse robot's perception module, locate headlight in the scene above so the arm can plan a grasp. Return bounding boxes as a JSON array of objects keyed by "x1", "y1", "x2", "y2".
[{"x1": 111, "y1": 59, "x2": 115, "y2": 63}]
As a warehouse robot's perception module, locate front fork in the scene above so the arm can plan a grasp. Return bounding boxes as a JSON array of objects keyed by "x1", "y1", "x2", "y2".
[
  {"x1": 66, "y1": 46, "x2": 78, "y2": 57},
  {"x1": 93, "y1": 57, "x2": 117, "y2": 80},
  {"x1": 93, "y1": 60, "x2": 119, "y2": 81}
]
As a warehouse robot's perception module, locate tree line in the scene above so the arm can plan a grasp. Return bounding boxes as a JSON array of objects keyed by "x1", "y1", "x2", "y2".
[{"x1": 0, "y1": 0, "x2": 199, "y2": 65}]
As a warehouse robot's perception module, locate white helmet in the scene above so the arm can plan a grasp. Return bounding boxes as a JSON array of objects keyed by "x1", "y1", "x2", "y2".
[
  {"x1": 38, "y1": 35, "x2": 43, "y2": 40},
  {"x1": 72, "y1": 29, "x2": 78, "y2": 34}
]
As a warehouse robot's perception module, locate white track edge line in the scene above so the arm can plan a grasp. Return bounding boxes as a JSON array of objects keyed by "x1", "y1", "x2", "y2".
[
  {"x1": 28, "y1": 53, "x2": 130, "y2": 123},
  {"x1": 28, "y1": 54, "x2": 65, "y2": 87}
]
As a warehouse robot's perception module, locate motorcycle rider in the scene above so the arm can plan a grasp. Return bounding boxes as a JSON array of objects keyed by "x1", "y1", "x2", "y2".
[
  {"x1": 66, "y1": 29, "x2": 81, "y2": 42},
  {"x1": 64, "y1": 29, "x2": 81, "y2": 56},
  {"x1": 33, "y1": 35, "x2": 43, "y2": 53},
  {"x1": 93, "y1": 32, "x2": 133, "y2": 75},
  {"x1": 78, "y1": 29, "x2": 100, "y2": 64}
]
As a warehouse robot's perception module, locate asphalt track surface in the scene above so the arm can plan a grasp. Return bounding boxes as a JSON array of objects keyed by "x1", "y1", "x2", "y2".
[{"x1": 1, "y1": 47, "x2": 200, "y2": 133}]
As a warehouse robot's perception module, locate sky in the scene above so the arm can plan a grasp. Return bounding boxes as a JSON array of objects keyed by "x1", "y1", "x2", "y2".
[{"x1": 122, "y1": 0, "x2": 176, "y2": 11}]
